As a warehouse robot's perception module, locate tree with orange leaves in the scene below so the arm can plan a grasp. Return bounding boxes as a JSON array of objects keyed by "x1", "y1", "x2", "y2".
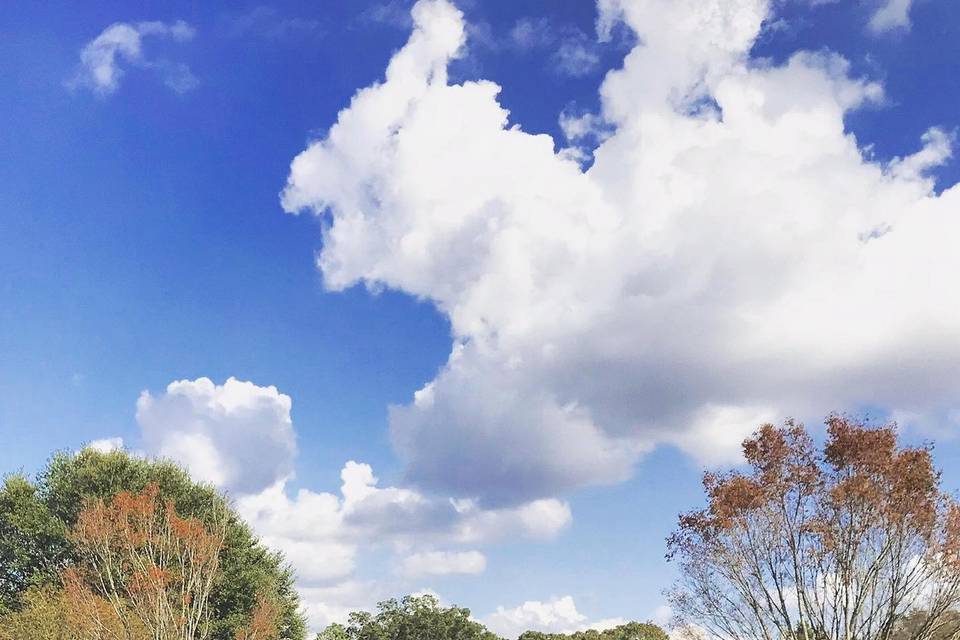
[
  {"x1": 667, "y1": 416, "x2": 960, "y2": 640},
  {"x1": 66, "y1": 483, "x2": 229, "y2": 640},
  {"x1": 234, "y1": 595, "x2": 280, "y2": 640}
]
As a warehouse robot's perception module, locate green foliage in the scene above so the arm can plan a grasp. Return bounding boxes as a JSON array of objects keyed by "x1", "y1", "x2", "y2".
[
  {"x1": 317, "y1": 595, "x2": 502, "y2": 640},
  {"x1": 0, "y1": 475, "x2": 68, "y2": 615},
  {"x1": 317, "y1": 622, "x2": 352, "y2": 640},
  {"x1": 0, "y1": 586, "x2": 75, "y2": 640},
  {"x1": 0, "y1": 448, "x2": 306, "y2": 640},
  {"x1": 518, "y1": 622, "x2": 669, "y2": 640}
]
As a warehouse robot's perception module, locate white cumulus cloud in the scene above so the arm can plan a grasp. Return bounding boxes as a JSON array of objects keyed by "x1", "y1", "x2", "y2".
[
  {"x1": 84, "y1": 437, "x2": 125, "y2": 453},
  {"x1": 282, "y1": 0, "x2": 960, "y2": 506},
  {"x1": 69, "y1": 19, "x2": 196, "y2": 96},
  {"x1": 297, "y1": 580, "x2": 382, "y2": 632},
  {"x1": 483, "y1": 595, "x2": 625, "y2": 639},
  {"x1": 236, "y1": 461, "x2": 569, "y2": 575},
  {"x1": 135, "y1": 377, "x2": 297, "y2": 496},
  {"x1": 237, "y1": 460, "x2": 568, "y2": 630}
]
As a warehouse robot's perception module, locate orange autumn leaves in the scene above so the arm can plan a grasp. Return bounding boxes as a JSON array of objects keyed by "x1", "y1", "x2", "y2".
[
  {"x1": 63, "y1": 483, "x2": 226, "y2": 640},
  {"x1": 668, "y1": 416, "x2": 960, "y2": 640},
  {"x1": 5, "y1": 484, "x2": 278, "y2": 640},
  {"x1": 681, "y1": 416, "x2": 954, "y2": 550}
]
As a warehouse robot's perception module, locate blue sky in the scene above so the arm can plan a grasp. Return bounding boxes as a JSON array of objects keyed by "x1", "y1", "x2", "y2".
[{"x1": 2, "y1": 0, "x2": 960, "y2": 635}]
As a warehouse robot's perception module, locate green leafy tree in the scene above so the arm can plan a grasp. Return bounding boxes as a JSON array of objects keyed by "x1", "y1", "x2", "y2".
[
  {"x1": 317, "y1": 622, "x2": 352, "y2": 640},
  {"x1": 0, "y1": 448, "x2": 306, "y2": 640},
  {"x1": 317, "y1": 595, "x2": 501, "y2": 640},
  {"x1": 0, "y1": 475, "x2": 68, "y2": 615}
]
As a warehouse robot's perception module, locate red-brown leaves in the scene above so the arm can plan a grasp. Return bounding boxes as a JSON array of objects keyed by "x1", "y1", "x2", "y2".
[
  {"x1": 67, "y1": 483, "x2": 227, "y2": 640},
  {"x1": 824, "y1": 414, "x2": 897, "y2": 472},
  {"x1": 707, "y1": 474, "x2": 765, "y2": 528},
  {"x1": 673, "y1": 420, "x2": 821, "y2": 540},
  {"x1": 234, "y1": 595, "x2": 280, "y2": 640},
  {"x1": 821, "y1": 417, "x2": 939, "y2": 541},
  {"x1": 63, "y1": 565, "x2": 134, "y2": 640},
  {"x1": 667, "y1": 414, "x2": 960, "y2": 640}
]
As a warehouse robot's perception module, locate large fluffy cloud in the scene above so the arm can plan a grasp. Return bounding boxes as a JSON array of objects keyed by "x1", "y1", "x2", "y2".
[
  {"x1": 136, "y1": 377, "x2": 297, "y2": 495},
  {"x1": 282, "y1": 0, "x2": 960, "y2": 506}
]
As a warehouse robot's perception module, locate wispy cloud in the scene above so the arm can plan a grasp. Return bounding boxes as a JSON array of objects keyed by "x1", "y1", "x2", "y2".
[
  {"x1": 868, "y1": 0, "x2": 916, "y2": 33},
  {"x1": 398, "y1": 550, "x2": 487, "y2": 577},
  {"x1": 508, "y1": 15, "x2": 602, "y2": 77},
  {"x1": 358, "y1": 0, "x2": 415, "y2": 29},
  {"x1": 509, "y1": 16, "x2": 554, "y2": 50},
  {"x1": 223, "y1": 6, "x2": 322, "y2": 41},
  {"x1": 810, "y1": 0, "x2": 918, "y2": 34},
  {"x1": 68, "y1": 19, "x2": 196, "y2": 96}
]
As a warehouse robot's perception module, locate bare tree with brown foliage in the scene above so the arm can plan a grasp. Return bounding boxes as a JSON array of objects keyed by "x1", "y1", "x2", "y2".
[
  {"x1": 234, "y1": 595, "x2": 280, "y2": 640},
  {"x1": 668, "y1": 416, "x2": 960, "y2": 640},
  {"x1": 67, "y1": 483, "x2": 228, "y2": 640}
]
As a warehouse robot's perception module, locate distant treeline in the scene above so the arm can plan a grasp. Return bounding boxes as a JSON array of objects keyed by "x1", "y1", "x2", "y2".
[{"x1": 316, "y1": 595, "x2": 667, "y2": 640}]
